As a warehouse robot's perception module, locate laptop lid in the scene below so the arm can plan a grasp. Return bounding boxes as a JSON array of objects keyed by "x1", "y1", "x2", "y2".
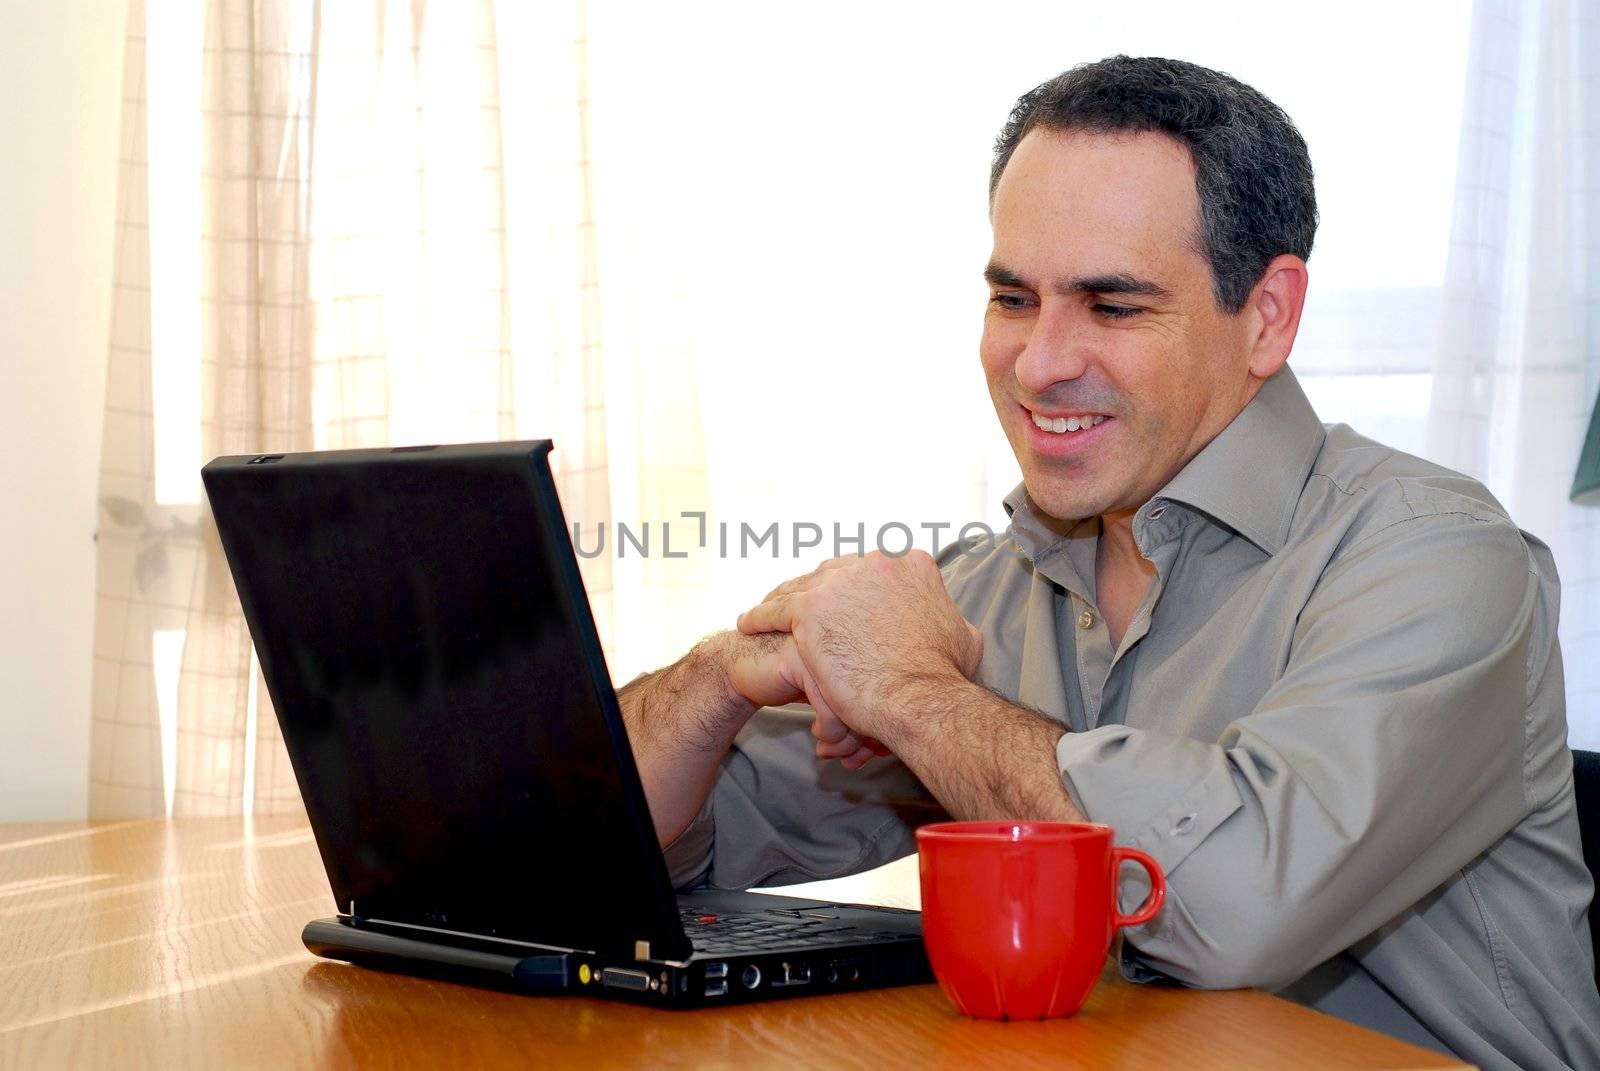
[{"x1": 201, "y1": 441, "x2": 693, "y2": 962}]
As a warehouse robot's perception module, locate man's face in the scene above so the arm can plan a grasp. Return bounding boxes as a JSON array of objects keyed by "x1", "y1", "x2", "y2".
[{"x1": 981, "y1": 128, "x2": 1259, "y2": 523}]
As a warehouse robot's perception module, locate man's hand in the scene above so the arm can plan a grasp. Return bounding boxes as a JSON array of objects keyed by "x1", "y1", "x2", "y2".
[
  {"x1": 641, "y1": 629, "x2": 819, "y2": 752},
  {"x1": 621, "y1": 629, "x2": 833, "y2": 845},
  {"x1": 736, "y1": 558, "x2": 1077, "y2": 821},
  {"x1": 735, "y1": 550, "x2": 984, "y2": 754},
  {"x1": 718, "y1": 630, "x2": 812, "y2": 710},
  {"x1": 724, "y1": 628, "x2": 887, "y2": 769}
]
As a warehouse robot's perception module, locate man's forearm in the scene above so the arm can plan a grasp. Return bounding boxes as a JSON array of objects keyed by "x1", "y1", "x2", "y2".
[
  {"x1": 879, "y1": 673, "x2": 1084, "y2": 823},
  {"x1": 616, "y1": 633, "x2": 755, "y2": 848}
]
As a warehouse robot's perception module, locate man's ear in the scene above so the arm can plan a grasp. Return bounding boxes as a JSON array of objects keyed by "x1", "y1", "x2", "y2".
[{"x1": 1244, "y1": 254, "x2": 1309, "y2": 381}]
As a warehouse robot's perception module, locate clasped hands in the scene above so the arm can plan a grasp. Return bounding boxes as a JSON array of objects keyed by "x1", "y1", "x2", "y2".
[{"x1": 725, "y1": 550, "x2": 983, "y2": 769}]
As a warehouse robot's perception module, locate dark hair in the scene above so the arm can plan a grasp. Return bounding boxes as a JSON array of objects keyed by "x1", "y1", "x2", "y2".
[{"x1": 991, "y1": 55, "x2": 1317, "y2": 314}]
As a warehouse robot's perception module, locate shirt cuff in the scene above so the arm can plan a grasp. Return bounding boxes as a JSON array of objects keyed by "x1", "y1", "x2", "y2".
[
  {"x1": 661, "y1": 794, "x2": 714, "y2": 890},
  {"x1": 1056, "y1": 725, "x2": 1243, "y2": 939}
]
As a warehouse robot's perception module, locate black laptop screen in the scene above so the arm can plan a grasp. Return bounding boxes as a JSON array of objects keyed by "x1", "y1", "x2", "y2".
[{"x1": 202, "y1": 443, "x2": 689, "y2": 960}]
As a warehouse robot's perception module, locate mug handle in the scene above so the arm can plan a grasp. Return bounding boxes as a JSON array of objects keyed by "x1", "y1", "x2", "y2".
[{"x1": 1110, "y1": 846, "x2": 1167, "y2": 929}]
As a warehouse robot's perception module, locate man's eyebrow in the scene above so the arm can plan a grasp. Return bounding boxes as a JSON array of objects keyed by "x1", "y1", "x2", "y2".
[
  {"x1": 1066, "y1": 273, "x2": 1173, "y2": 300},
  {"x1": 983, "y1": 263, "x2": 1173, "y2": 301},
  {"x1": 983, "y1": 263, "x2": 1027, "y2": 288}
]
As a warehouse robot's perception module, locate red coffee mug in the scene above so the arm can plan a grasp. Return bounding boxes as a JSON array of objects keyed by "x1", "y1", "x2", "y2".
[{"x1": 916, "y1": 821, "x2": 1165, "y2": 1020}]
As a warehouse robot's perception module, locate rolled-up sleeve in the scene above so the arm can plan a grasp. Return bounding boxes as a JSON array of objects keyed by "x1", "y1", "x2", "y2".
[
  {"x1": 1058, "y1": 512, "x2": 1542, "y2": 991},
  {"x1": 663, "y1": 703, "x2": 945, "y2": 892}
]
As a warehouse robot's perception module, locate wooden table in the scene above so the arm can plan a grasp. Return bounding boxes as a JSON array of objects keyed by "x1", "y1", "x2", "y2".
[{"x1": 0, "y1": 817, "x2": 1467, "y2": 1069}]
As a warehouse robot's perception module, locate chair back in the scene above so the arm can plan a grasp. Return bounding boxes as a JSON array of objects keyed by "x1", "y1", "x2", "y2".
[{"x1": 1573, "y1": 749, "x2": 1600, "y2": 980}]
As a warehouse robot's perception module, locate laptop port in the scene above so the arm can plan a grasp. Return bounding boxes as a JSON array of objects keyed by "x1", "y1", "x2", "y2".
[
  {"x1": 704, "y1": 979, "x2": 729, "y2": 997},
  {"x1": 740, "y1": 964, "x2": 761, "y2": 989},
  {"x1": 772, "y1": 961, "x2": 811, "y2": 987},
  {"x1": 599, "y1": 968, "x2": 651, "y2": 992},
  {"x1": 704, "y1": 961, "x2": 728, "y2": 980}
]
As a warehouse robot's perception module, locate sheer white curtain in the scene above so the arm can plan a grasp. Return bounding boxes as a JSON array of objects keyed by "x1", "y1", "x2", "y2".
[
  {"x1": 1425, "y1": 0, "x2": 1600, "y2": 746},
  {"x1": 89, "y1": 0, "x2": 711, "y2": 817}
]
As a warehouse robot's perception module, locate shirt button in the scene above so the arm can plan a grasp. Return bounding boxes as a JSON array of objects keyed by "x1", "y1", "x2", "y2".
[
  {"x1": 1149, "y1": 506, "x2": 1167, "y2": 519},
  {"x1": 1077, "y1": 610, "x2": 1095, "y2": 630}
]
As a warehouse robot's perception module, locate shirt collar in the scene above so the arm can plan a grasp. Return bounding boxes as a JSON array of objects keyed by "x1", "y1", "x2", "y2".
[{"x1": 1002, "y1": 367, "x2": 1326, "y2": 559}]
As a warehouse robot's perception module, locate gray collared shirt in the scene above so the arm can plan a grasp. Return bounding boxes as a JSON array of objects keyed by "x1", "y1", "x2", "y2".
[{"x1": 664, "y1": 368, "x2": 1600, "y2": 1069}]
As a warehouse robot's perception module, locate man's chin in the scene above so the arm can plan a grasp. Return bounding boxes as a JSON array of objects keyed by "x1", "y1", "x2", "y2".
[{"x1": 1019, "y1": 480, "x2": 1117, "y2": 526}]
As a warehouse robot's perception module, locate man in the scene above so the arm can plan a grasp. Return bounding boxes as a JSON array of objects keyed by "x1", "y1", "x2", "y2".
[{"x1": 617, "y1": 56, "x2": 1600, "y2": 1069}]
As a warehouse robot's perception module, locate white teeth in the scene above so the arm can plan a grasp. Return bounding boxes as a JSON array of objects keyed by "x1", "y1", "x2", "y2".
[{"x1": 1031, "y1": 411, "x2": 1106, "y2": 434}]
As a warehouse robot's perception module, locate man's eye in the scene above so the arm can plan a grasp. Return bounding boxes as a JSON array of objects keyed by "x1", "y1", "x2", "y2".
[
  {"x1": 990, "y1": 293, "x2": 1034, "y2": 311},
  {"x1": 1094, "y1": 303, "x2": 1140, "y2": 320}
]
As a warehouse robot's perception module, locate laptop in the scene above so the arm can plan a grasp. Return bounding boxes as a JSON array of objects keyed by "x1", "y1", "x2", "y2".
[{"x1": 201, "y1": 440, "x2": 930, "y2": 1006}]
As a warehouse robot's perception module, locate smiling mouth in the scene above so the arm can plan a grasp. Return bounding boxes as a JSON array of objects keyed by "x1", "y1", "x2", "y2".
[{"x1": 1027, "y1": 410, "x2": 1109, "y2": 435}]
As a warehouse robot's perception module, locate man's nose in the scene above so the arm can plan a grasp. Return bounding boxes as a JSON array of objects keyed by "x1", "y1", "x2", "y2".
[{"x1": 1013, "y1": 307, "x2": 1091, "y2": 395}]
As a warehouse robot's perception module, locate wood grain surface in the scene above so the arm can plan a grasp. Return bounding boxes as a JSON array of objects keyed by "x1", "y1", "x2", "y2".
[{"x1": 0, "y1": 818, "x2": 1468, "y2": 1069}]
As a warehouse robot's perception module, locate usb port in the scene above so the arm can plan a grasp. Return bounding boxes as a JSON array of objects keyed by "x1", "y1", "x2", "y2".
[
  {"x1": 704, "y1": 961, "x2": 728, "y2": 980},
  {"x1": 704, "y1": 980, "x2": 729, "y2": 997}
]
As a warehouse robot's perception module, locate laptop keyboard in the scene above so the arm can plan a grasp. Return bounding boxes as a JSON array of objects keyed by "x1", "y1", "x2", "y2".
[{"x1": 680, "y1": 907, "x2": 917, "y2": 955}]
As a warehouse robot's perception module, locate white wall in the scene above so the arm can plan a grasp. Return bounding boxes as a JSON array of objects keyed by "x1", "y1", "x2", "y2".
[{"x1": 0, "y1": 0, "x2": 128, "y2": 820}]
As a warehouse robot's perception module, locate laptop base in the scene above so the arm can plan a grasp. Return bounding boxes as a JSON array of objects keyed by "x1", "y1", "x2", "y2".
[{"x1": 305, "y1": 890, "x2": 933, "y2": 1008}]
